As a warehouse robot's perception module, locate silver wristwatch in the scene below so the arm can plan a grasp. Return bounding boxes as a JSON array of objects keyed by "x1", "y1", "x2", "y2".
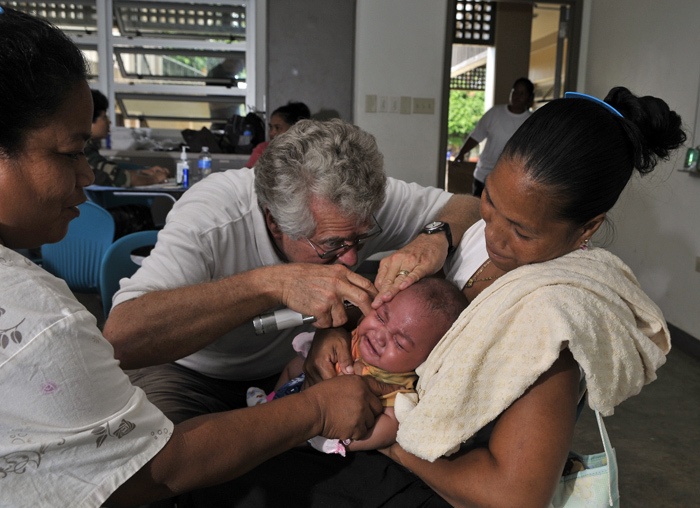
[{"x1": 421, "y1": 221, "x2": 455, "y2": 255}]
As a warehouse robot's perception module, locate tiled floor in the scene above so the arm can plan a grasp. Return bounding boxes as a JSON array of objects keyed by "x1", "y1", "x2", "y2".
[{"x1": 572, "y1": 346, "x2": 700, "y2": 506}]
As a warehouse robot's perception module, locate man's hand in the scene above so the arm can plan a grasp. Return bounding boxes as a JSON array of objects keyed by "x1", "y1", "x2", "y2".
[
  {"x1": 372, "y1": 194, "x2": 480, "y2": 308},
  {"x1": 280, "y1": 263, "x2": 377, "y2": 328},
  {"x1": 302, "y1": 375, "x2": 385, "y2": 441},
  {"x1": 372, "y1": 233, "x2": 446, "y2": 308},
  {"x1": 303, "y1": 328, "x2": 354, "y2": 385}
]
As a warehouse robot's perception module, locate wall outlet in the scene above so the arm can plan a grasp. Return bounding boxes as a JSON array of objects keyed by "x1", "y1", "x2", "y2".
[
  {"x1": 413, "y1": 97, "x2": 435, "y2": 115},
  {"x1": 378, "y1": 95, "x2": 388, "y2": 113},
  {"x1": 389, "y1": 96, "x2": 400, "y2": 114},
  {"x1": 365, "y1": 94, "x2": 377, "y2": 113}
]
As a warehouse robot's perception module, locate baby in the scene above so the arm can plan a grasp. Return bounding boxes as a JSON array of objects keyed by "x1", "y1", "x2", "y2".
[{"x1": 248, "y1": 277, "x2": 468, "y2": 455}]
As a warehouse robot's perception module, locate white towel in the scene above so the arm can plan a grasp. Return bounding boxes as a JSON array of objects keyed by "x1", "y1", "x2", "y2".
[{"x1": 395, "y1": 247, "x2": 670, "y2": 462}]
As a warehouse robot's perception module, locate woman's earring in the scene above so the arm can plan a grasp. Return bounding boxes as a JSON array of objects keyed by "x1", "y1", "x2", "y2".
[{"x1": 580, "y1": 238, "x2": 590, "y2": 250}]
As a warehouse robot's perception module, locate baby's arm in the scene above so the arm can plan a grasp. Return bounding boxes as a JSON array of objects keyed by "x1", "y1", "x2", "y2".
[
  {"x1": 345, "y1": 406, "x2": 398, "y2": 452},
  {"x1": 274, "y1": 355, "x2": 305, "y2": 390},
  {"x1": 275, "y1": 331, "x2": 318, "y2": 390}
]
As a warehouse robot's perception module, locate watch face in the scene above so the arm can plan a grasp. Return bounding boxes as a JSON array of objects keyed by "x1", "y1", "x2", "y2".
[
  {"x1": 422, "y1": 221, "x2": 454, "y2": 254},
  {"x1": 425, "y1": 221, "x2": 444, "y2": 231}
]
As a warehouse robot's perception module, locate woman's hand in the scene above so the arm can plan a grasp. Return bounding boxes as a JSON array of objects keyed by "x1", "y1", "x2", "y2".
[
  {"x1": 130, "y1": 166, "x2": 170, "y2": 185},
  {"x1": 142, "y1": 166, "x2": 170, "y2": 183},
  {"x1": 377, "y1": 442, "x2": 400, "y2": 461}
]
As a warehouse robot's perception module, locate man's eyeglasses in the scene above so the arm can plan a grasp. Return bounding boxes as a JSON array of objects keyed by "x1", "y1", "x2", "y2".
[{"x1": 305, "y1": 216, "x2": 383, "y2": 260}]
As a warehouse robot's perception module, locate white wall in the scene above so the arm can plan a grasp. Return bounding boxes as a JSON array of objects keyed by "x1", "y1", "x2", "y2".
[
  {"x1": 354, "y1": 0, "x2": 448, "y2": 188},
  {"x1": 583, "y1": 0, "x2": 700, "y2": 340},
  {"x1": 354, "y1": 0, "x2": 700, "y2": 340}
]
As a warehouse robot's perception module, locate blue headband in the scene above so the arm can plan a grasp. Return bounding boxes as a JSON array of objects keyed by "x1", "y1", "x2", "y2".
[{"x1": 564, "y1": 91, "x2": 623, "y2": 118}]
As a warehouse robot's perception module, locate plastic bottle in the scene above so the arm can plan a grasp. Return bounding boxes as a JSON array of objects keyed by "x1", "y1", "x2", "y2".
[
  {"x1": 177, "y1": 146, "x2": 189, "y2": 188},
  {"x1": 239, "y1": 127, "x2": 252, "y2": 147},
  {"x1": 198, "y1": 146, "x2": 213, "y2": 179},
  {"x1": 182, "y1": 164, "x2": 189, "y2": 189}
]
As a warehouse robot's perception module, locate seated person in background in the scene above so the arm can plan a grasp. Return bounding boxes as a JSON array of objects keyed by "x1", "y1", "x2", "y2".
[
  {"x1": 244, "y1": 101, "x2": 311, "y2": 168},
  {"x1": 247, "y1": 277, "x2": 468, "y2": 456},
  {"x1": 86, "y1": 89, "x2": 169, "y2": 187}
]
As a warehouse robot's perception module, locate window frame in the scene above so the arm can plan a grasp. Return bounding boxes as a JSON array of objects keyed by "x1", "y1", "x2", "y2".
[{"x1": 11, "y1": 0, "x2": 265, "y2": 129}]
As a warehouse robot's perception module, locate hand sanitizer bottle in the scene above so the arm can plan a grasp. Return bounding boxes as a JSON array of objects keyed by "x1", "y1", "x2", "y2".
[{"x1": 177, "y1": 146, "x2": 189, "y2": 187}]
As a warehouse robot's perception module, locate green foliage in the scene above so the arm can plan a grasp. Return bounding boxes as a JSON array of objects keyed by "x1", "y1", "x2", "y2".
[
  {"x1": 173, "y1": 56, "x2": 210, "y2": 73},
  {"x1": 447, "y1": 90, "x2": 484, "y2": 152}
]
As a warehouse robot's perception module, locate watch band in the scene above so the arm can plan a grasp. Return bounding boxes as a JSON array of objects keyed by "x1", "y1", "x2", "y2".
[{"x1": 421, "y1": 221, "x2": 455, "y2": 256}]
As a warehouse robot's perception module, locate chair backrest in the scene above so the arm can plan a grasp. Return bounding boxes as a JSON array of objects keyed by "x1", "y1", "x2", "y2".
[
  {"x1": 86, "y1": 189, "x2": 176, "y2": 235},
  {"x1": 99, "y1": 229, "x2": 159, "y2": 318},
  {"x1": 111, "y1": 191, "x2": 177, "y2": 229},
  {"x1": 41, "y1": 201, "x2": 115, "y2": 293}
]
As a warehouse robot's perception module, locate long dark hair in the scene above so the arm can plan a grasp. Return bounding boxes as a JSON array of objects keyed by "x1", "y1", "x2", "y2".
[{"x1": 501, "y1": 87, "x2": 686, "y2": 226}]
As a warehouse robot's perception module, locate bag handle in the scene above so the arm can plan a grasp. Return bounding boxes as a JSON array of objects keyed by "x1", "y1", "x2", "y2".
[{"x1": 594, "y1": 411, "x2": 620, "y2": 506}]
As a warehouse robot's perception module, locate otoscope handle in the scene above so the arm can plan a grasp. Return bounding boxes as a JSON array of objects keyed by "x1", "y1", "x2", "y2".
[{"x1": 253, "y1": 308, "x2": 316, "y2": 335}]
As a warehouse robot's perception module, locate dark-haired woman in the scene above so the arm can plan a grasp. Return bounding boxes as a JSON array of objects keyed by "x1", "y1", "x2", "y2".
[
  {"x1": 382, "y1": 87, "x2": 685, "y2": 506},
  {"x1": 0, "y1": 8, "x2": 385, "y2": 507},
  {"x1": 244, "y1": 101, "x2": 311, "y2": 168},
  {"x1": 86, "y1": 89, "x2": 169, "y2": 188},
  {"x1": 225, "y1": 87, "x2": 685, "y2": 507}
]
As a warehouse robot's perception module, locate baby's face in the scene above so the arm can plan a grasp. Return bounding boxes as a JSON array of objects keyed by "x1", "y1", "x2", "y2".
[{"x1": 355, "y1": 289, "x2": 442, "y2": 373}]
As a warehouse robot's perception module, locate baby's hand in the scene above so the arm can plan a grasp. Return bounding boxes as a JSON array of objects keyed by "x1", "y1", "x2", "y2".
[{"x1": 351, "y1": 359, "x2": 365, "y2": 376}]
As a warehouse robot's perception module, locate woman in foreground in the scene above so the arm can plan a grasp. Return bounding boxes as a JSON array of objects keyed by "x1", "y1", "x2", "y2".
[
  {"x1": 216, "y1": 87, "x2": 685, "y2": 507},
  {"x1": 0, "y1": 8, "x2": 385, "y2": 507},
  {"x1": 382, "y1": 86, "x2": 685, "y2": 506}
]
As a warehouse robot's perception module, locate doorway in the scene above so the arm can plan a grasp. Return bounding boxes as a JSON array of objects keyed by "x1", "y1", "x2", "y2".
[{"x1": 443, "y1": 1, "x2": 581, "y2": 194}]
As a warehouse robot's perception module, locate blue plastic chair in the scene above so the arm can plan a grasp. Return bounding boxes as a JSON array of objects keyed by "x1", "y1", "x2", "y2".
[
  {"x1": 41, "y1": 201, "x2": 115, "y2": 293},
  {"x1": 99, "y1": 229, "x2": 159, "y2": 318}
]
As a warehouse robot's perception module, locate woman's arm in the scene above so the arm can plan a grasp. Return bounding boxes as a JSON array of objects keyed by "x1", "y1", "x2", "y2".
[
  {"x1": 106, "y1": 374, "x2": 385, "y2": 507},
  {"x1": 385, "y1": 349, "x2": 580, "y2": 508}
]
